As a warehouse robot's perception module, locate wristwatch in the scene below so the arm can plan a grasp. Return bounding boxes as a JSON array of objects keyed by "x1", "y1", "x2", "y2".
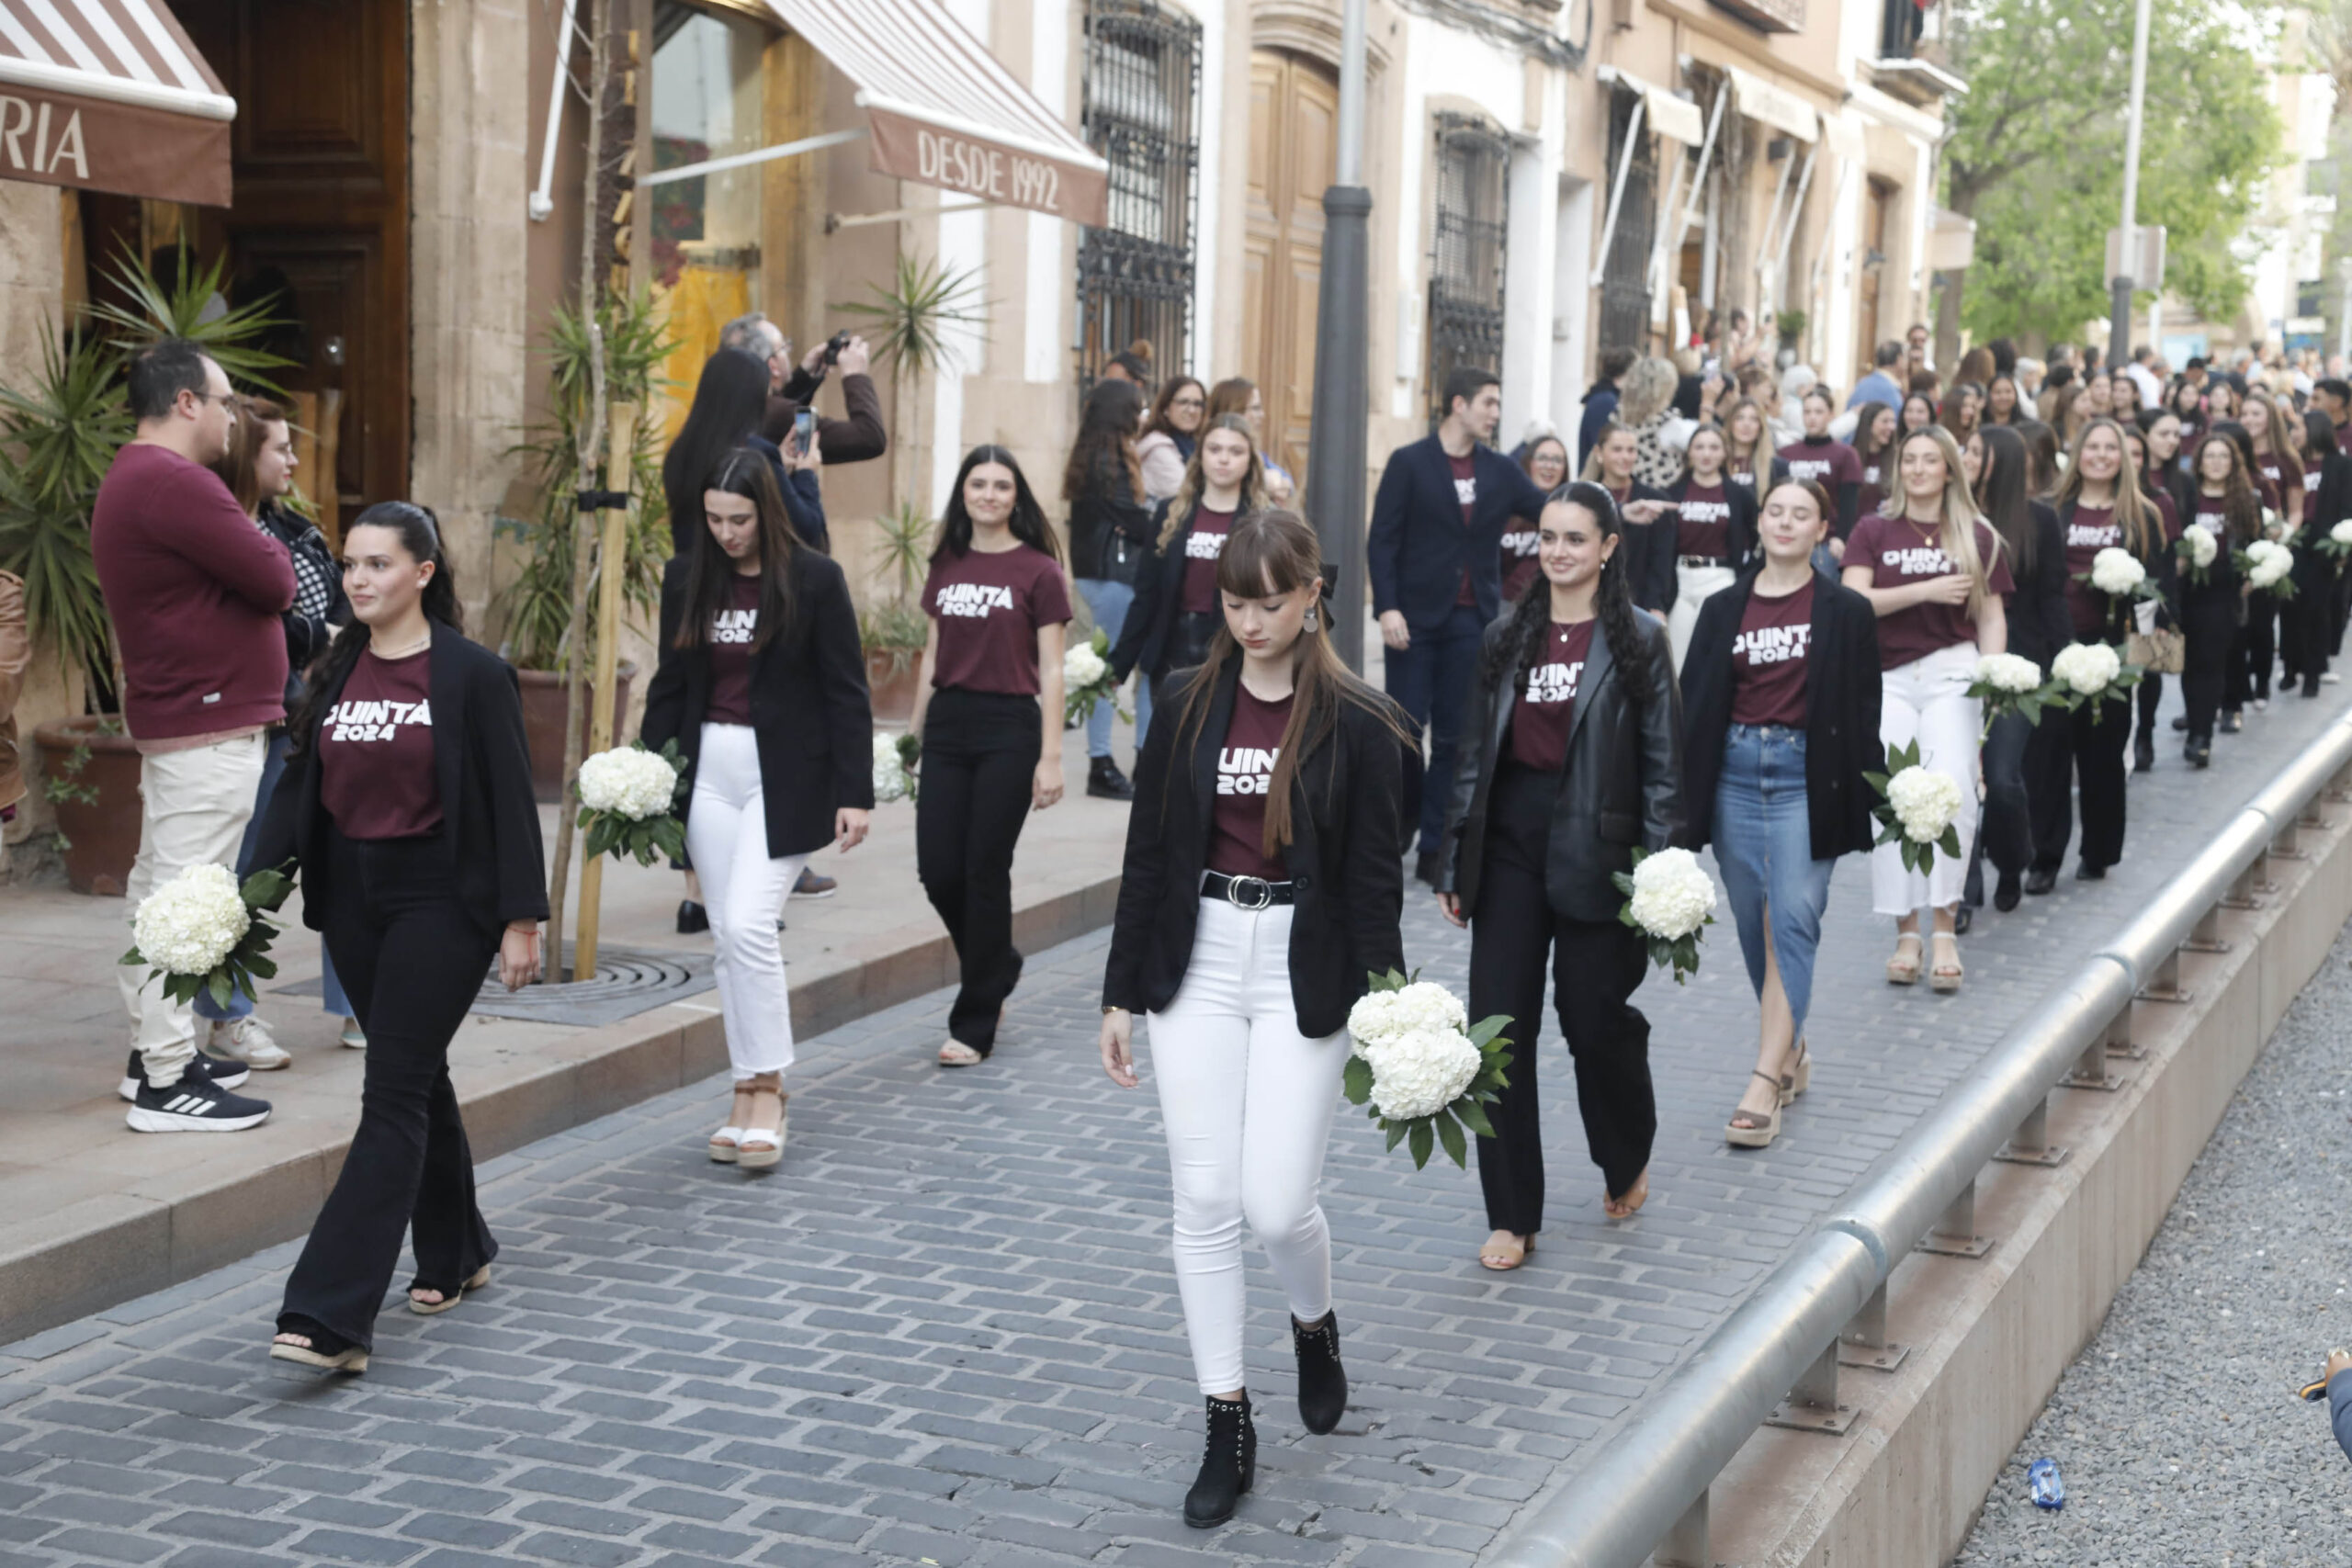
[{"x1": 1102, "y1": 1005, "x2": 1125, "y2": 1016}]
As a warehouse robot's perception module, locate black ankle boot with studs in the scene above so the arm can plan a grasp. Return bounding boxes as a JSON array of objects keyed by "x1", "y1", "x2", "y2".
[
  {"x1": 1183, "y1": 1393, "x2": 1255, "y2": 1528},
  {"x1": 1291, "y1": 1312, "x2": 1347, "y2": 1435}
]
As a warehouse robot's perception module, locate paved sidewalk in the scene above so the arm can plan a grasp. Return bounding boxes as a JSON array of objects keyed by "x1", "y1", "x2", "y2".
[{"x1": 0, "y1": 679, "x2": 2346, "y2": 1565}]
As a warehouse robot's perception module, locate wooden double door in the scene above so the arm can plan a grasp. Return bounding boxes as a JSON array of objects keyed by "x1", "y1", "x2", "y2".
[
  {"x1": 89, "y1": 0, "x2": 409, "y2": 526},
  {"x1": 1243, "y1": 51, "x2": 1338, "y2": 487}
]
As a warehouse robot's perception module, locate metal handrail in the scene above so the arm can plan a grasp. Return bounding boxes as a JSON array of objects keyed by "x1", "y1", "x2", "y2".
[{"x1": 1490, "y1": 706, "x2": 2352, "y2": 1568}]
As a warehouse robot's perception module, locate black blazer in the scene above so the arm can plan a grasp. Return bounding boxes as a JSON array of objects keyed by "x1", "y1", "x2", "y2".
[
  {"x1": 1440, "y1": 610, "x2": 1685, "y2": 923},
  {"x1": 1677, "y1": 570, "x2": 1883, "y2": 860},
  {"x1": 1665, "y1": 474, "x2": 1761, "y2": 573},
  {"x1": 1999, "y1": 502, "x2": 2072, "y2": 670},
  {"x1": 254, "y1": 630, "x2": 548, "y2": 944},
  {"x1": 1109, "y1": 500, "x2": 1190, "y2": 686},
  {"x1": 639, "y1": 549, "x2": 876, "y2": 859},
  {"x1": 1609, "y1": 482, "x2": 1679, "y2": 615},
  {"x1": 1102, "y1": 660, "x2": 1409, "y2": 1038},
  {"x1": 1368, "y1": 436, "x2": 1550, "y2": 632}
]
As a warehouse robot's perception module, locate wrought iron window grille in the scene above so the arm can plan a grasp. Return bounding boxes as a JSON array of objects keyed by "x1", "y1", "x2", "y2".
[
  {"x1": 1078, "y1": 0, "x2": 1202, "y2": 389},
  {"x1": 1427, "y1": 113, "x2": 1510, "y2": 430}
]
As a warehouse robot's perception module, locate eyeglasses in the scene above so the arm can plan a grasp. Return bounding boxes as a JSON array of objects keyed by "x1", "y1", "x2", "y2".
[
  {"x1": 191, "y1": 390, "x2": 237, "y2": 410},
  {"x1": 1171, "y1": 395, "x2": 1204, "y2": 409}
]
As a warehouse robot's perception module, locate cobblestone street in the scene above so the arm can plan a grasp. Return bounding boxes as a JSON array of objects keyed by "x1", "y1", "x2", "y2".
[{"x1": 1, "y1": 683, "x2": 2344, "y2": 1567}]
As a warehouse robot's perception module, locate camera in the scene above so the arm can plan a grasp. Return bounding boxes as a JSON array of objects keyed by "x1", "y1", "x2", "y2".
[{"x1": 820, "y1": 331, "x2": 852, "y2": 367}]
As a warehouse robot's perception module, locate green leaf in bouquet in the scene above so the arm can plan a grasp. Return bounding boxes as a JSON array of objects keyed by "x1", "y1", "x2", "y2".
[
  {"x1": 1455, "y1": 1098, "x2": 1497, "y2": 1138},
  {"x1": 120, "y1": 944, "x2": 143, "y2": 967},
  {"x1": 653, "y1": 818, "x2": 688, "y2": 862},
  {"x1": 1408, "y1": 1120, "x2": 1434, "y2": 1169},
  {"x1": 206, "y1": 970, "x2": 233, "y2": 1011},
  {"x1": 242, "y1": 865, "x2": 295, "y2": 911},
  {"x1": 1341, "y1": 1055, "x2": 1374, "y2": 1105},
  {"x1": 1610, "y1": 869, "x2": 1634, "y2": 897},
  {"x1": 1385, "y1": 1121, "x2": 1408, "y2": 1152},
  {"x1": 1434, "y1": 1110, "x2": 1466, "y2": 1168},
  {"x1": 244, "y1": 952, "x2": 278, "y2": 980},
  {"x1": 1937, "y1": 824, "x2": 1962, "y2": 858},
  {"x1": 1466, "y1": 1014, "x2": 1510, "y2": 1049}
]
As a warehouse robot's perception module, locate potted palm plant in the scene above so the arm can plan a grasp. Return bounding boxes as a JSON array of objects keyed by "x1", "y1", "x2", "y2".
[
  {"x1": 3, "y1": 251, "x2": 292, "y2": 892},
  {"x1": 862, "y1": 501, "x2": 933, "y2": 721},
  {"x1": 496, "y1": 289, "x2": 673, "y2": 799}
]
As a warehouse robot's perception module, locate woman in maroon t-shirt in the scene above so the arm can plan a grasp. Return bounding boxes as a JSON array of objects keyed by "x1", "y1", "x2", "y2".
[
  {"x1": 2247, "y1": 390, "x2": 2314, "y2": 694},
  {"x1": 1097, "y1": 510, "x2": 1409, "y2": 1528},
  {"x1": 263, "y1": 502, "x2": 548, "y2": 1373},
  {"x1": 1110, "y1": 415, "x2": 1270, "y2": 699},
  {"x1": 2177, "y1": 433, "x2": 2263, "y2": 763},
  {"x1": 639, "y1": 450, "x2": 875, "y2": 1169},
  {"x1": 1437, "y1": 480, "x2": 1683, "y2": 1260},
  {"x1": 1501, "y1": 434, "x2": 1571, "y2": 601},
  {"x1": 910, "y1": 446, "x2": 1073, "y2": 1066},
  {"x1": 1663, "y1": 424, "x2": 1752, "y2": 671},
  {"x1": 1841, "y1": 425, "x2": 2012, "y2": 992},
  {"x1": 1853, "y1": 401, "x2": 1900, "y2": 523},
  {"x1": 1778, "y1": 387, "x2": 1863, "y2": 540},
  {"x1": 1678, "y1": 479, "x2": 1883, "y2": 1148}
]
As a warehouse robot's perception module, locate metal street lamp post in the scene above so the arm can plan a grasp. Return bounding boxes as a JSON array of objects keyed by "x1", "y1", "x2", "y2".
[
  {"x1": 1305, "y1": 0, "x2": 1372, "y2": 671},
  {"x1": 2107, "y1": 0, "x2": 2154, "y2": 367}
]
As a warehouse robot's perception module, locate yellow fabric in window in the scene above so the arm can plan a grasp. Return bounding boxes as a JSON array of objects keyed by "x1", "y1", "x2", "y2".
[{"x1": 655, "y1": 266, "x2": 754, "y2": 440}]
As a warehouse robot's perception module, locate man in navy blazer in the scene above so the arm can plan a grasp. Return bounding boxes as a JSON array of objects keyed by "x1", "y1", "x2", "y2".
[{"x1": 1367, "y1": 366, "x2": 1551, "y2": 880}]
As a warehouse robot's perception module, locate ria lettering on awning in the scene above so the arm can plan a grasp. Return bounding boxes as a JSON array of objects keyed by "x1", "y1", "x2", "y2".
[{"x1": 0, "y1": 96, "x2": 90, "y2": 180}]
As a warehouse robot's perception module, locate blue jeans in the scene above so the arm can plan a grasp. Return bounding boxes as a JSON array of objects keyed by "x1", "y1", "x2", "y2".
[
  {"x1": 194, "y1": 729, "x2": 352, "y2": 1021},
  {"x1": 1385, "y1": 604, "x2": 1487, "y2": 854},
  {"x1": 1712, "y1": 726, "x2": 1837, "y2": 1039},
  {"x1": 1075, "y1": 577, "x2": 1152, "y2": 761}
]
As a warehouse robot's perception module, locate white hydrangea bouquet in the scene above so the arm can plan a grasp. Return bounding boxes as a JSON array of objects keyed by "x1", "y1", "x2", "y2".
[
  {"x1": 1965, "y1": 651, "x2": 2060, "y2": 740},
  {"x1": 2047, "y1": 639, "x2": 2145, "y2": 723},
  {"x1": 575, "y1": 739, "x2": 689, "y2": 865},
  {"x1": 1611, "y1": 846, "x2": 1717, "y2": 986},
  {"x1": 1342, "y1": 971, "x2": 1513, "y2": 1169},
  {"x1": 2175, "y1": 523, "x2": 2219, "y2": 586},
  {"x1": 2075, "y1": 545, "x2": 2161, "y2": 611},
  {"x1": 1062, "y1": 628, "x2": 1128, "y2": 728},
  {"x1": 873, "y1": 731, "x2": 920, "y2": 804},
  {"x1": 1864, "y1": 739, "x2": 1965, "y2": 874},
  {"x1": 2319, "y1": 519, "x2": 2352, "y2": 568},
  {"x1": 121, "y1": 861, "x2": 295, "y2": 1012},
  {"x1": 2236, "y1": 538, "x2": 2298, "y2": 599}
]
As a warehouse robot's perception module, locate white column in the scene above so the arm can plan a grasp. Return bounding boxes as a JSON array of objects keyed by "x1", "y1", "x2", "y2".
[
  {"x1": 1502, "y1": 139, "x2": 1557, "y2": 444},
  {"x1": 1190, "y1": 0, "x2": 1226, "y2": 380},
  {"x1": 1023, "y1": 0, "x2": 1069, "y2": 384}
]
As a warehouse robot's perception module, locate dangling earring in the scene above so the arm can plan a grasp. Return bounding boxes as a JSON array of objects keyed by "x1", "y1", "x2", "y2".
[{"x1": 1304, "y1": 604, "x2": 1320, "y2": 630}]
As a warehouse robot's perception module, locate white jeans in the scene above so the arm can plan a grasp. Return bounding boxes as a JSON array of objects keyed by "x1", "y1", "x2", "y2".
[
  {"x1": 1147, "y1": 897, "x2": 1348, "y2": 1396},
  {"x1": 686, "y1": 725, "x2": 808, "y2": 1082},
  {"x1": 118, "y1": 732, "x2": 266, "y2": 1086},
  {"x1": 1871, "y1": 642, "x2": 1981, "y2": 917},
  {"x1": 1668, "y1": 562, "x2": 1738, "y2": 673}
]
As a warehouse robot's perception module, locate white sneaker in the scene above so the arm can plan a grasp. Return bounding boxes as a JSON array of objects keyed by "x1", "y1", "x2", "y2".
[
  {"x1": 2325, "y1": 672, "x2": 2343, "y2": 684},
  {"x1": 339, "y1": 1017, "x2": 368, "y2": 1049},
  {"x1": 207, "y1": 1016, "x2": 291, "y2": 1070}
]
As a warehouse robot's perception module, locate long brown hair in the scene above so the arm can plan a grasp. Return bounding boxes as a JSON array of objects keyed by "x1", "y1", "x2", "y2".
[
  {"x1": 1894, "y1": 425, "x2": 2001, "y2": 621},
  {"x1": 1143, "y1": 376, "x2": 1206, "y2": 446},
  {"x1": 1720, "y1": 397, "x2": 1776, "y2": 480},
  {"x1": 1169, "y1": 510, "x2": 1411, "y2": 857},
  {"x1": 1159, "y1": 414, "x2": 1266, "y2": 548},
  {"x1": 673, "y1": 446, "x2": 799, "y2": 653},
  {"x1": 1063, "y1": 378, "x2": 1145, "y2": 506},
  {"x1": 211, "y1": 394, "x2": 288, "y2": 516},
  {"x1": 1204, "y1": 377, "x2": 1258, "y2": 424},
  {"x1": 2053, "y1": 415, "x2": 2160, "y2": 559},
  {"x1": 2189, "y1": 433, "x2": 2262, "y2": 546}
]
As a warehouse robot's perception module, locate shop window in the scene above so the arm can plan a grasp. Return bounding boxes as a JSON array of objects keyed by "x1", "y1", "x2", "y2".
[
  {"x1": 1077, "y1": 0, "x2": 1202, "y2": 387},
  {"x1": 1427, "y1": 115, "x2": 1510, "y2": 429},
  {"x1": 650, "y1": 0, "x2": 770, "y2": 385}
]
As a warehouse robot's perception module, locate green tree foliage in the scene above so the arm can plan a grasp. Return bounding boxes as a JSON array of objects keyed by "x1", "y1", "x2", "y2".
[{"x1": 1943, "y1": 0, "x2": 2280, "y2": 343}]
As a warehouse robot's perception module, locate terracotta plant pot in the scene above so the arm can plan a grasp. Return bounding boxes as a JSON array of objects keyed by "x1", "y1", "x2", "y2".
[
  {"x1": 33, "y1": 716, "x2": 144, "y2": 897},
  {"x1": 514, "y1": 663, "x2": 636, "y2": 804},
  {"x1": 865, "y1": 648, "x2": 922, "y2": 724}
]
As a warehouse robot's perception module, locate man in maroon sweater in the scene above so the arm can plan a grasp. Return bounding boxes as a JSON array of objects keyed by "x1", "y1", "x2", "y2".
[{"x1": 92, "y1": 338, "x2": 292, "y2": 1134}]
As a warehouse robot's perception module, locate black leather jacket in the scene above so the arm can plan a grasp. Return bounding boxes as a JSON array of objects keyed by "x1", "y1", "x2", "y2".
[{"x1": 1439, "y1": 610, "x2": 1685, "y2": 922}]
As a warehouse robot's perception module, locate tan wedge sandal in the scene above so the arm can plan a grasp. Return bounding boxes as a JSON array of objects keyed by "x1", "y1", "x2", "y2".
[
  {"x1": 1929, "y1": 931, "x2": 1964, "y2": 993},
  {"x1": 1778, "y1": 1039, "x2": 1811, "y2": 1107},
  {"x1": 1886, "y1": 932, "x2": 1924, "y2": 986},
  {"x1": 1726, "y1": 1071, "x2": 1783, "y2": 1149}
]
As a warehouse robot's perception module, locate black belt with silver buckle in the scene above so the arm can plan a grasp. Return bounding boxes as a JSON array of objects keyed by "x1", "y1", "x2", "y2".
[
  {"x1": 1201, "y1": 871, "x2": 1295, "y2": 909},
  {"x1": 1678, "y1": 555, "x2": 1727, "y2": 570}
]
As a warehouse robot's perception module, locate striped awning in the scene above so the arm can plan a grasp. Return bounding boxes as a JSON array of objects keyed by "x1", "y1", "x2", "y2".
[
  {"x1": 761, "y1": 0, "x2": 1108, "y2": 225},
  {"x1": 0, "y1": 0, "x2": 234, "y2": 205}
]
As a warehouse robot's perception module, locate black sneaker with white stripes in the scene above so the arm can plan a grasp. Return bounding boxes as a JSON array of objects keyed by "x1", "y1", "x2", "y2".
[
  {"x1": 127, "y1": 1075, "x2": 272, "y2": 1134},
  {"x1": 118, "y1": 1048, "x2": 248, "y2": 1102}
]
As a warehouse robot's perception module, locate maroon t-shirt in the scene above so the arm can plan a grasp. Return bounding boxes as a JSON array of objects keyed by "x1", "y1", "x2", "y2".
[
  {"x1": 1181, "y1": 507, "x2": 1235, "y2": 615},
  {"x1": 1846, "y1": 514, "x2": 2013, "y2": 670},
  {"x1": 1675, "y1": 483, "x2": 1733, "y2": 559},
  {"x1": 2258, "y1": 452, "x2": 2303, "y2": 514},
  {"x1": 1731, "y1": 579, "x2": 1815, "y2": 728},
  {"x1": 922, "y1": 544, "x2": 1073, "y2": 695},
  {"x1": 1207, "y1": 687, "x2": 1293, "y2": 880},
  {"x1": 1779, "y1": 436, "x2": 1862, "y2": 491},
  {"x1": 1510, "y1": 619, "x2": 1595, "y2": 773},
  {"x1": 705, "y1": 575, "x2": 760, "y2": 725},
  {"x1": 2062, "y1": 505, "x2": 2124, "y2": 637},
  {"x1": 1450, "y1": 450, "x2": 1479, "y2": 608},
  {"x1": 1499, "y1": 516, "x2": 1543, "y2": 602},
  {"x1": 2190, "y1": 499, "x2": 2230, "y2": 537},
  {"x1": 1857, "y1": 459, "x2": 1887, "y2": 525},
  {"x1": 319, "y1": 648, "x2": 442, "y2": 840}
]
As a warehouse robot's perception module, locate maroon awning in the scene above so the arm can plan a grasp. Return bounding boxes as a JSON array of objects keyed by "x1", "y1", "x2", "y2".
[{"x1": 0, "y1": 0, "x2": 235, "y2": 207}]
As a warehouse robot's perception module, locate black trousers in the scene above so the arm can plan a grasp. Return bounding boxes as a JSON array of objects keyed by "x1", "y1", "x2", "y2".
[
  {"x1": 1466, "y1": 767, "x2": 1655, "y2": 1232},
  {"x1": 2241, "y1": 591, "x2": 2278, "y2": 700},
  {"x1": 2028, "y1": 666, "x2": 2131, "y2": 874},
  {"x1": 1965, "y1": 708, "x2": 2034, "y2": 905},
  {"x1": 2180, "y1": 586, "x2": 2237, "y2": 740},
  {"x1": 2135, "y1": 671, "x2": 2163, "y2": 740},
  {"x1": 2331, "y1": 559, "x2": 2352, "y2": 658},
  {"x1": 279, "y1": 830, "x2": 499, "y2": 1350},
  {"x1": 2286, "y1": 549, "x2": 2332, "y2": 689},
  {"x1": 916, "y1": 688, "x2": 1042, "y2": 1053}
]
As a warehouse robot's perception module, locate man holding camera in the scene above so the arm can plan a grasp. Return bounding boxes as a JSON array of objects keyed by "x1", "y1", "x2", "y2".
[{"x1": 718, "y1": 313, "x2": 888, "y2": 467}]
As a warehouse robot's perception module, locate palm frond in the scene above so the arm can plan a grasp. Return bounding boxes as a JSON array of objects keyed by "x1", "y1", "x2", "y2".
[
  {"x1": 87, "y1": 247, "x2": 299, "y2": 392},
  {"x1": 835, "y1": 253, "x2": 990, "y2": 379}
]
